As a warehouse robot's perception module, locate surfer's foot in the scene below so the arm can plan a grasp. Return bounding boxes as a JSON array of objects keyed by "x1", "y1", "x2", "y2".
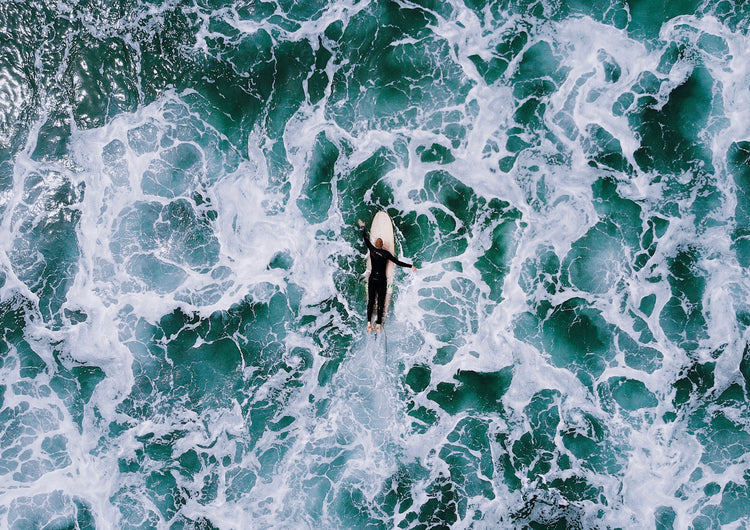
[
  {"x1": 367, "y1": 322, "x2": 373, "y2": 333},
  {"x1": 375, "y1": 323, "x2": 382, "y2": 333}
]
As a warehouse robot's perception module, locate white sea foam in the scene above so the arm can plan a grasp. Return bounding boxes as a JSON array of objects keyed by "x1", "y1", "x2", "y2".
[{"x1": 2, "y1": 0, "x2": 750, "y2": 528}]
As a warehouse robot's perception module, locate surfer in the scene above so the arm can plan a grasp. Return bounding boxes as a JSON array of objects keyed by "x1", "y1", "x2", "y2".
[{"x1": 358, "y1": 219, "x2": 417, "y2": 333}]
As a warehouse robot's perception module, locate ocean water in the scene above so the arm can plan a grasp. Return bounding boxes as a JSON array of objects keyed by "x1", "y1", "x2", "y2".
[{"x1": 1, "y1": 0, "x2": 750, "y2": 528}]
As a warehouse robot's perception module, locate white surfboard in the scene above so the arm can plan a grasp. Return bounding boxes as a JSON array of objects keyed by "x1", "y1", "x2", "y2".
[{"x1": 365, "y1": 211, "x2": 396, "y2": 322}]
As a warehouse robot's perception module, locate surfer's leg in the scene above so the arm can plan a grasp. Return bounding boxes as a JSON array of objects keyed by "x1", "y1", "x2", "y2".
[
  {"x1": 376, "y1": 280, "x2": 387, "y2": 325},
  {"x1": 367, "y1": 279, "x2": 377, "y2": 329}
]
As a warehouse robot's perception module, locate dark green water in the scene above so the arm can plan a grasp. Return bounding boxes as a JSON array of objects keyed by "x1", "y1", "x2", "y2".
[{"x1": 1, "y1": 0, "x2": 749, "y2": 528}]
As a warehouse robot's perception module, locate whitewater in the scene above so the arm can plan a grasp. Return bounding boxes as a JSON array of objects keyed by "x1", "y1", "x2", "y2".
[{"x1": 1, "y1": 0, "x2": 749, "y2": 528}]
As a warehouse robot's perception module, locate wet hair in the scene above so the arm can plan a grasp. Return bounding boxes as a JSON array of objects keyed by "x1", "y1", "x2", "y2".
[{"x1": 375, "y1": 238, "x2": 383, "y2": 248}]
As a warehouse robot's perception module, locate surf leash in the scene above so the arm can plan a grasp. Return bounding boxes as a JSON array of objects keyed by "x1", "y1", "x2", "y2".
[{"x1": 382, "y1": 326, "x2": 388, "y2": 364}]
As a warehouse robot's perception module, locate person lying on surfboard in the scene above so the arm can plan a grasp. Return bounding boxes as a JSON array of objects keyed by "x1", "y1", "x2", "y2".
[{"x1": 358, "y1": 219, "x2": 417, "y2": 333}]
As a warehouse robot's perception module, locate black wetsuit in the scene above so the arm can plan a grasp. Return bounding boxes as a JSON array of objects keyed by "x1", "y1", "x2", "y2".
[{"x1": 362, "y1": 229, "x2": 413, "y2": 325}]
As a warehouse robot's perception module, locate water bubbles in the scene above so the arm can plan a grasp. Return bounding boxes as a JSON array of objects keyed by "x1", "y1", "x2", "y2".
[{"x1": 3, "y1": 0, "x2": 750, "y2": 527}]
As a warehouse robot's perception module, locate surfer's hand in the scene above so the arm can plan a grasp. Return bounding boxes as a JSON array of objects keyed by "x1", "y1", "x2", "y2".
[
  {"x1": 412, "y1": 266, "x2": 417, "y2": 272},
  {"x1": 357, "y1": 219, "x2": 365, "y2": 227}
]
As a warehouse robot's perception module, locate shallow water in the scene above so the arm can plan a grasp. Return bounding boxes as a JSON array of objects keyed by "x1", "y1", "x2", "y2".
[{"x1": 1, "y1": 0, "x2": 750, "y2": 528}]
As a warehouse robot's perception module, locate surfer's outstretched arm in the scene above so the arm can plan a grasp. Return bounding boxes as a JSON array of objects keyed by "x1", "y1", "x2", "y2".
[
  {"x1": 358, "y1": 220, "x2": 381, "y2": 253},
  {"x1": 387, "y1": 252, "x2": 414, "y2": 269},
  {"x1": 361, "y1": 228, "x2": 377, "y2": 253}
]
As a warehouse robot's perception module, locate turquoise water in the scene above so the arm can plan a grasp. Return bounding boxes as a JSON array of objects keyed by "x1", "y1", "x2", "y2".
[{"x1": 1, "y1": 0, "x2": 750, "y2": 527}]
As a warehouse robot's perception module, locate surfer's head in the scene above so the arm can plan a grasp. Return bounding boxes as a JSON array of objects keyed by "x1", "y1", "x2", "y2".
[{"x1": 375, "y1": 238, "x2": 383, "y2": 249}]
